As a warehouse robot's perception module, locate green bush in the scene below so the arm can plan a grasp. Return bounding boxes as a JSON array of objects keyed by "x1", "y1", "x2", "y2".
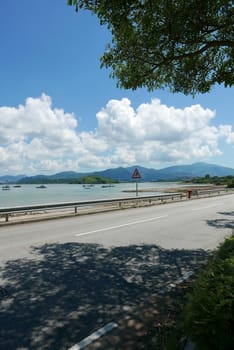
[
  {"x1": 182, "y1": 236, "x2": 234, "y2": 350},
  {"x1": 227, "y1": 180, "x2": 234, "y2": 188},
  {"x1": 216, "y1": 235, "x2": 234, "y2": 260}
]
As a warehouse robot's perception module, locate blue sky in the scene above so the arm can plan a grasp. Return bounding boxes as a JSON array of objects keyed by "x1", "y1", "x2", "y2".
[{"x1": 0, "y1": 0, "x2": 233, "y2": 175}]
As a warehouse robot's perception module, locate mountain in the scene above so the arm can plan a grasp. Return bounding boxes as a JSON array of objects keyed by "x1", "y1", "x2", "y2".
[
  {"x1": 94, "y1": 162, "x2": 234, "y2": 181},
  {"x1": 1, "y1": 162, "x2": 234, "y2": 183},
  {"x1": 154, "y1": 162, "x2": 234, "y2": 178},
  {"x1": 0, "y1": 174, "x2": 26, "y2": 183},
  {"x1": 94, "y1": 165, "x2": 164, "y2": 181},
  {"x1": 48, "y1": 171, "x2": 86, "y2": 180}
]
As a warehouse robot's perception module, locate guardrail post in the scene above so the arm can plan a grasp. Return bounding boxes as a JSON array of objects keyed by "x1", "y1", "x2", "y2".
[
  {"x1": 5, "y1": 214, "x2": 9, "y2": 222},
  {"x1": 74, "y1": 206, "x2": 77, "y2": 214}
]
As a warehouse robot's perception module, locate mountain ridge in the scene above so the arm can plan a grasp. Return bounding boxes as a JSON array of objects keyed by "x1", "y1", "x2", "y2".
[{"x1": 1, "y1": 162, "x2": 234, "y2": 183}]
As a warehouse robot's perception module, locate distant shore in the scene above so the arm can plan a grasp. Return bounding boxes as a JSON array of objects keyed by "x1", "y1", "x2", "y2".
[{"x1": 123, "y1": 184, "x2": 226, "y2": 193}]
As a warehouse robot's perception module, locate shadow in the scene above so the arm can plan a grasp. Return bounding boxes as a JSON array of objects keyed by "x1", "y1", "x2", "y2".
[
  {"x1": 218, "y1": 211, "x2": 234, "y2": 216},
  {"x1": 0, "y1": 243, "x2": 210, "y2": 350},
  {"x1": 207, "y1": 211, "x2": 234, "y2": 229}
]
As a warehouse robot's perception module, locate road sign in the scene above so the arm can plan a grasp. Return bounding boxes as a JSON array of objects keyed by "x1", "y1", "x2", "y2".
[{"x1": 132, "y1": 168, "x2": 141, "y2": 179}]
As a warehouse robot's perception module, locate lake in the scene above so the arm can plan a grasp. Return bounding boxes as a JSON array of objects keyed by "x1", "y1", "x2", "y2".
[{"x1": 0, "y1": 182, "x2": 183, "y2": 208}]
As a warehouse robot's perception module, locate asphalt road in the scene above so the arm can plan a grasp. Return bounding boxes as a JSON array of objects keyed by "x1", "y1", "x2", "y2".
[{"x1": 0, "y1": 194, "x2": 233, "y2": 349}]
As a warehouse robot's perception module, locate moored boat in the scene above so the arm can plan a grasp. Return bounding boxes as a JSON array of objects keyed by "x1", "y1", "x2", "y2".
[{"x1": 2, "y1": 185, "x2": 10, "y2": 190}]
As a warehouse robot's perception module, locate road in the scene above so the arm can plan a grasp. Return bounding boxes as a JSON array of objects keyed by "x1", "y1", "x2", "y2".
[{"x1": 0, "y1": 194, "x2": 233, "y2": 349}]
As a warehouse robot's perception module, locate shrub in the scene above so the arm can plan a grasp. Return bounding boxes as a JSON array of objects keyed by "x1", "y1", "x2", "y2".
[
  {"x1": 216, "y1": 235, "x2": 234, "y2": 260},
  {"x1": 182, "y1": 236, "x2": 234, "y2": 350},
  {"x1": 227, "y1": 180, "x2": 234, "y2": 188}
]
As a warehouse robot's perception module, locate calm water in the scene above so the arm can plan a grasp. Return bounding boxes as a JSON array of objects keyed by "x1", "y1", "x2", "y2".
[{"x1": 0, "y1": 182, "x2": 182, "y2": 208}]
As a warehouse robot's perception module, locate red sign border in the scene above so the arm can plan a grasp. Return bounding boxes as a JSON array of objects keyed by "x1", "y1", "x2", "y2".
[{"x1": 131, "y1": 167, "x2": 141, "y2": 179}]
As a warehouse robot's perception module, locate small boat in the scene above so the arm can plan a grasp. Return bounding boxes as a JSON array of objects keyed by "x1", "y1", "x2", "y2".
[
  {"x1": 83, "y1": 184, "x2": 94, "y2": 189},
  {"x1": 36, "y1": 185, "x2": 47, "y2": 189},
  {"x1": 2, "y1": 185, "x2": 10, "y2": 190},
  {"x1": 13, "y1": 185, "x2": 21, "y2": 188}
]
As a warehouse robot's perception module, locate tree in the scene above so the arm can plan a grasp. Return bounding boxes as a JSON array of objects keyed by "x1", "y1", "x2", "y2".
[{"x1": 68, "y1": 0, "x2": 234, "y2": 95}]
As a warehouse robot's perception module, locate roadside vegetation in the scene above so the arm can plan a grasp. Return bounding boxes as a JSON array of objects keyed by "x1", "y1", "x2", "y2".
[
  {"x1": 184, "y1": 175, "x2": 234, "y2": 188},
  {"x1": 146, "y1": 232, "x2": 234, "y2": 350},
  {"x1": 180, "y1": 233, "x2": 234, "y2": 350}
]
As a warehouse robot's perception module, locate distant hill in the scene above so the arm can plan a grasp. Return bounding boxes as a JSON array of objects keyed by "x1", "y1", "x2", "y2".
[
  {"x1": 1, "y1": 162, "x2": 234, "y2": 183},
  {"x1": 49, "y1": 171, "x2": 86, "y2": 180},
  {"x1": 94, "y1": 162, "x2": 234, "y2": 181},
  {"x1": 0, "y1": 174, "x2": 26, "y2": 184},
  {"x1": 155, "y1": 162, "x2": 234, "y2": 178},
  {"x1": 94, "y1": 165, "x2": 164, "y2": 181}
]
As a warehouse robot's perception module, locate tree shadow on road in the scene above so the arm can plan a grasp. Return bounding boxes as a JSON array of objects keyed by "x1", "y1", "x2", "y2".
[
  {"x1": 207, "y1": 211, "x2": 234, "y2": 229},
  {"x1": 0, "y1": 242, "x2": 210, "y2": 350}
]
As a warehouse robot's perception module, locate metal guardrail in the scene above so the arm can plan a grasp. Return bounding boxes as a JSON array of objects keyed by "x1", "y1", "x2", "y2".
[
  {"x1": 0, "y1": 188, "x2": 233, "y2": 223},
  {"x1": 0, "y1": 193, "x2": 182, "y2": 223}
]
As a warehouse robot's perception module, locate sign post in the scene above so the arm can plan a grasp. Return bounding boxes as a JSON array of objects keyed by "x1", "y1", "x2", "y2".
[{"x1": 131, "y1": 168, "x2": 141, "y2": 197}]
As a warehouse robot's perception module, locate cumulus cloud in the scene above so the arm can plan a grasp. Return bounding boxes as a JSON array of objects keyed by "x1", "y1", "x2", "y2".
[
  {"x1": 0, "y1": 94, "x2": 233, "y2": 174},
  {"x1": 96, "y1": 98, "x2": 233, "y2": 166},
  {"x1": 218, "y1": 125, "x2": 234, "y2": 144}
]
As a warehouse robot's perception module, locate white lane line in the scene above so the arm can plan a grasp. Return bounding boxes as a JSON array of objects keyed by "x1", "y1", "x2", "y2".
[
  {"x1": 191, "y1": 202, "x2": 223, "y2": 211},
  {"x1": 68, "y1": 322, "x2": 118, "y2": 350},
  {"x1": 75, "y1": 215, "x2": 168, "y2": 237}
]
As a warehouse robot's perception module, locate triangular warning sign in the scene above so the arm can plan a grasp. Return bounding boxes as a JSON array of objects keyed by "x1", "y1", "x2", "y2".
[{"x1": 131, "y1": 167, "x2": 141, "y2": 179}]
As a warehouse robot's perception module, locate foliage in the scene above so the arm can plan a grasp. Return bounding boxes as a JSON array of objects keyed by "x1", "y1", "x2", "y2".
[
  {"x1": 185, "y1": 175, "x2": 234, "y2": 186},
  {"x1": 69, "y1": 175, "x2": 117, "y2": 184},
  {"x1": 181, "y1": 235, "x2": 234, "y2": 350},
  {"x1": 216, "y1": 235, "x2": 234, "y2": 260},
  {"x1": 68, "y1": 0, "x2": 234, "y2": 95},
  {"x1": 227, "y1": 179, "x2": 234, "y2": 188},
  {"x1": 18, "y1": 175, "x2": 118, "y2": 184}
]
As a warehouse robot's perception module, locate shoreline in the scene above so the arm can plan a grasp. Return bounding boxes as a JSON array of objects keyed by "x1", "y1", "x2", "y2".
[
  {"x1": 123, "y1": 184, "x2": 226, "y2": 193},
  {"x1": 1, "y1": 185, "x2": 232, "y2": 226}
]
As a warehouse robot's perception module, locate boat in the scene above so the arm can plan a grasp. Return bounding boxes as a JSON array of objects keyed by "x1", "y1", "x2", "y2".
[
  {"x1": 36, "y1": 185, "x2": 47, "y2": 189},
  {"x1": 13, "y1": 185, "x2": 21, "y2": 188},
  {"x1": 2, "y1": 185, "x2": 10, "y2": 190},
  {"x1": 83, "y1": 184, "x2": 94, "y2": 189}
]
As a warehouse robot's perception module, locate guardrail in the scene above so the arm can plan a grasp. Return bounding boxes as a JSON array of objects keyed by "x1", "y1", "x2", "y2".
[
  {"x1": 0, "y1": 188, "x2": 233, "y2": 224},
  {"x1": 0, "y1": 193, "x2": 182, "y2": 223}
]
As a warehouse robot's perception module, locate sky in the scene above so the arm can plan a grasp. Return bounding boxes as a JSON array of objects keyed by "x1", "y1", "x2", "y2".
[{"x1": 0, "y1": 0, "x2": 233, "y2": 175}]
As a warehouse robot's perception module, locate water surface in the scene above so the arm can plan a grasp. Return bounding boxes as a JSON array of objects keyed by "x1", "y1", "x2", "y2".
[{"x1": 0, "y1": 182, "x2": 182, "y2": 208}]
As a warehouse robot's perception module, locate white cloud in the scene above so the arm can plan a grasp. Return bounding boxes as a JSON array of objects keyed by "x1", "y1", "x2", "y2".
[
  {"x1": 0, "y1": 94, "x2": 233, "y2": 174},
  {"x1": 96, "y1": 98, "x2": 140, "y2": 143},
  {"x1": 218, "y1": 125, "x2": 234, "y2": 144},
  {"x1": 95, "y1": 98, "x2": 233, "y2": 166}
]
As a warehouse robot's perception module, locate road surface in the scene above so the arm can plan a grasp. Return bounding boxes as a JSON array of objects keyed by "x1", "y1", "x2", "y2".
[{"x1": 0, "y1": 194, "x2": 233, "y2": 349}]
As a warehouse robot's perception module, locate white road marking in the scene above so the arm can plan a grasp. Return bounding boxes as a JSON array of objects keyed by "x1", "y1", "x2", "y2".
[
  {"x1": 68, "y1": 271, "x2": 194, "y2": 349},
  {"x1": 191, "y1": 202, "x2": 223, "y2": 211},
  {"x1": 75, "y1": 215, "x2": 168, "y2": 237},
  {"x1": 159, "y1": 270, "x2": 194, "y2": 295},
  {"x1": 68, "y1": 322, "x2": 118, "y2": 350}
]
